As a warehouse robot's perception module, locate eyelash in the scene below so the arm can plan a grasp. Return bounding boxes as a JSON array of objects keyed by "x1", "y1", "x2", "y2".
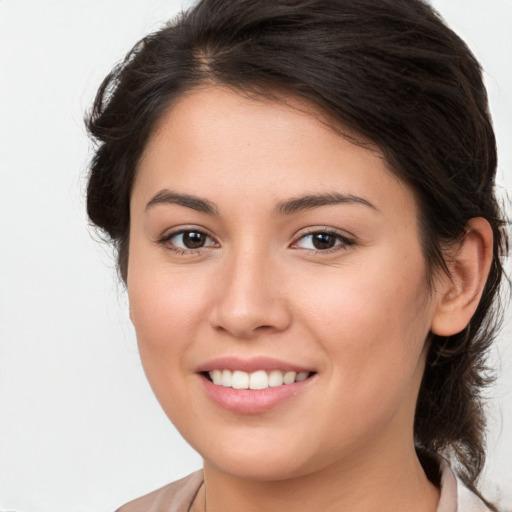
[
  {"x1": 291, "y1": 228, "x2": 355, "y2": 254},
  {"x1": 158, "y1": 228, "x2": 355, "y2": 255},
  {"x1": 158, "y1": 228, "x2": 218, "y2": 255}
]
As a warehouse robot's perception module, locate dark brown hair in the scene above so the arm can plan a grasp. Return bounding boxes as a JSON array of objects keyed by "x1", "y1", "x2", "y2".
[{"x1": 86, "y1": 0, "x2": 507, "y2": 507}]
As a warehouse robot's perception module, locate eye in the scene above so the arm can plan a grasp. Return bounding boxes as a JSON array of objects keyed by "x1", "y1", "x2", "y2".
[
  {"x1": 293, "y1": 230, "x2": 353, "y2": 251},
  {"x1": 162, "y1": 230, "x2": 217, "y2": 251}
]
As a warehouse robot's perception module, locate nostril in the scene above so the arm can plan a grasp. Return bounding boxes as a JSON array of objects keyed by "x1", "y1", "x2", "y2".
[{"x1": 256, "y1": 324, "x2": 275, "y2": 331}]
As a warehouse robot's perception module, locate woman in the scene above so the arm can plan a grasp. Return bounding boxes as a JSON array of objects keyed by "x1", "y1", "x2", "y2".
[{"x1": 86, "y1": 0, "x2": 508, "y2": 510}]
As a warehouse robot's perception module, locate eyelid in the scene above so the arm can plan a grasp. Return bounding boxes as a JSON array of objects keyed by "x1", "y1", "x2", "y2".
[
  {"x1": 158, "y1": 226, "x2": 219, "y2": 252},
  {"x1": 156, "y1": 225, "x2": 354, "y2": 254},
  {"x1": 291, "y1": 227, "x2": 355, "y2": 252},
  {"x1": 157, "y1": 222, "x2": 215, "y2": 239}
]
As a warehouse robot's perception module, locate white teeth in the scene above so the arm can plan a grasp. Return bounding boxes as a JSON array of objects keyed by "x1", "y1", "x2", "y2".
[
  {"x1": 268, "y1": 369, "x2": 284, "y2": 387},
  {"x1": 211, "y1": 369, "x2": 222, "y2": 385},
  {"x1": 296, "y1": 371, "x2": 309, "y2": 382},
  {"x1": 249, "y1": 370, "x2": 268, "y2": 390},
  {"x1": 207, "y1": 369, "x2": 311, "y2": 389},
  {"x1": 283, "y1": 371, "x2": 296, "y2": 385},
  {"x1": 221, "y1": 369, "x2": 232, "y2": 387},
  {"x1": 232, "y1": 370, "x2": 249, "y2": 389}
]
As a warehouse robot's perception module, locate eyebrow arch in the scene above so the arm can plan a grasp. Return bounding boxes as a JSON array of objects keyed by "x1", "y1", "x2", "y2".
[
  {"x1": 145, "y1": 190, "x2": 219, "y2": 215},
  {"x1": 274, "y1": 192, "x2": 378, "y2": 216}
]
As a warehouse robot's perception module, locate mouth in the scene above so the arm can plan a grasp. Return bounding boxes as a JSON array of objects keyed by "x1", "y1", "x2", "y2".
[
  {"x1": 196, "y1": 357, "x2": 317, "y2": 413},
  {"x1": 202, "y1": 369, "x2": 315, "y2": 390},
  {"x1": 197, "y1": 360, "x2": 317, "y2": 414}
]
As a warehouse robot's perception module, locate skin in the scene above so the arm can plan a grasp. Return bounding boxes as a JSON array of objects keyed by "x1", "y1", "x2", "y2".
[{"x1": 127, "y1": 86, "x2": 492, "y2": 512}]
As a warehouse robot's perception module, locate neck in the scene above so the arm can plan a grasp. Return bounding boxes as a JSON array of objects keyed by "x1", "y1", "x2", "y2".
[{"x1": 195, "y1": 440, "x2": 440, "y2": 512}]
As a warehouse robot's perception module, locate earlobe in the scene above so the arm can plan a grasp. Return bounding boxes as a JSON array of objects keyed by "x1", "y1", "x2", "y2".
[{"x1": 431, "y1": 217, "x2": 493, "y2": 337}]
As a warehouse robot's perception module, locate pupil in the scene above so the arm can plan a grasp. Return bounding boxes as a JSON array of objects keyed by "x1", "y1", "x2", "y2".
[
  {"x1": 313, "y1": 233, "x2": 335, "y2": 250},
  {"x1": 184, "y1": 231, "x2": 205, "y2": 248}
]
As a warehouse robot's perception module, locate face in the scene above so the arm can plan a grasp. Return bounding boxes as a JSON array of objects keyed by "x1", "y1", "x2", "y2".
[{"x1": 128, "y1": 87, "x2": 439, "y2": 481}]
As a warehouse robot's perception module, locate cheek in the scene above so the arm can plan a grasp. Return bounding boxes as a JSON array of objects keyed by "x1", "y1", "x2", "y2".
[
  {"x1": 127, "y1": 266, "x2": 211, "y2": 427},
  {"x1": 294, "y1": 252, "x2": 432, "y2": 398},
  {"x1": 127, "y1": 253, "x2": 209, "y2": 368}
]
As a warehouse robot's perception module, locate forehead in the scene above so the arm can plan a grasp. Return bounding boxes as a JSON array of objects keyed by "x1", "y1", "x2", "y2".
[
  {"x1": 134, "y1": 86, "x2": 416, "y2": 219},
  {"x1": 146, "y1": 85, "x2": 376, "y2": 159}
]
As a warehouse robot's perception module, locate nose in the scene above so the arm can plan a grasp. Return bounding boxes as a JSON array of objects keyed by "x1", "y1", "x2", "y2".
[{"x1": 208, "y1": 249, "x2": 292, "y2": 339}]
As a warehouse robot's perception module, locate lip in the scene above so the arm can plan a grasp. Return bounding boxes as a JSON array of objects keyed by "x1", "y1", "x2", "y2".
[
  {"x1": 200, "y1": 375, "x2": 315, "y2": 414},
  {"x1": 195, "y1": 356, "x2": 313, "y2": 374},
  {"x1": 196, "y1": 356, "x2": 317, "y2": 414}
]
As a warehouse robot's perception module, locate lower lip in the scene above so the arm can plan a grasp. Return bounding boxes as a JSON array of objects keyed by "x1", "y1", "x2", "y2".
[{"x1": 200, "y1": 374, "x2": 315, "y2": 414}]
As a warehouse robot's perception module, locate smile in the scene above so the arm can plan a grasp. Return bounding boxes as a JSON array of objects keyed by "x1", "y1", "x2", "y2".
[
  {"x1": 198, "y1": 359, "x2": 317, "y2": 414},
  {"x1": 207, "y1": 369, "x2": 312, "y2": 390}
]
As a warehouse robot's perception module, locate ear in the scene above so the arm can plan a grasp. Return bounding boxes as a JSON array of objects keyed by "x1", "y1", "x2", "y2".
[{"x1": 431, "y1": 217, "x2": 493, "y2": 337}]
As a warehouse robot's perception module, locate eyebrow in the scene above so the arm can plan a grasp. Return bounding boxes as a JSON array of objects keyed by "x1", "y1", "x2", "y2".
[
  {"x1": 145, "y1": 190, "x2": 377, "y2": 216},
  {"x1": 145, "y1": 190, "x2": 219, "y2": 215},
  {"x1": 273, "y1": 192, "x2": 378, "y2": 215}
]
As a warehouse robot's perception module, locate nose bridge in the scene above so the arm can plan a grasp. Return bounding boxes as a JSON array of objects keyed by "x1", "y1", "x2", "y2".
[{"x1": 209, "y1": 240, "x2": 291, "y2": 338}]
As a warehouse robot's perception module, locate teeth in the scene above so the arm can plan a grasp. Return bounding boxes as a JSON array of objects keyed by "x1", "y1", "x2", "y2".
[
  {"x1": 211, "y1": 369, "x2": 222, "y2": 385},
  {"x1": 283, "y1": 371, "x2": 296, "y2": 384},
  {"x1": 296, "y1": 371, "x2": 309, "y2": 382},
  {"x1": 207, "y1": 369, "x2": 311, "y2": 389},
  {"x1": 232, "y1": 370, "x2": 249, "y2": 389},
  {"x1": 249, "y1": 370, "x2": 268, "y2": 390},
  {"x1": 221, "y1": 369, "x2": 232, "y2": 387},
  {"x1": 268, "y1": 370, "x2": 284, "y2": 387}
]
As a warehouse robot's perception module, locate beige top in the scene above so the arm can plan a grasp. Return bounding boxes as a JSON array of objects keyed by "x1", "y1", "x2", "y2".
[{"x1": 116, "y1": 462, "x2": 491, "y2": 512}]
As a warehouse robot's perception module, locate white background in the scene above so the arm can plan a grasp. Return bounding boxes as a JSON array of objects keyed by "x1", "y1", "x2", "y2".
[{"x1": 0, "y1": 1, "x2": 510, "y2": 510}]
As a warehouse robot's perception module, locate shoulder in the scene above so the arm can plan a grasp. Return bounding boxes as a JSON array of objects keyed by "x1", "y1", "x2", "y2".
[{"x1": 115, "y1": 470, "x2": 203, "y2": 512}]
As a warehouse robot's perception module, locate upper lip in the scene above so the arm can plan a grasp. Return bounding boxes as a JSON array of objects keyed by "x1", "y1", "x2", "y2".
[{"x1": 195, "y1": 356, "x2": 314, "y2": 374}]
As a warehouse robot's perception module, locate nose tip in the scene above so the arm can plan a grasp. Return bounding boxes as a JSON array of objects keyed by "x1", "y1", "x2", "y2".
[
  {"x1": 210, "y1": 302, "x2": 289, "y2": 339},
  {"x1": 208, "y1": 263, "x2": 292, "y2": 339}
]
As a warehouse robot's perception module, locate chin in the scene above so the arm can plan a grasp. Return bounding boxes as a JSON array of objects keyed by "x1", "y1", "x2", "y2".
[
  {"x1": 195, "y1": 433, "x2": 327, "y2": 482},
  {"x1": 206, "y1": 453, "x2": 312, "y2": 482},
  {"x1": 179, "y1": 430, "x2": 290, "y2": 479}
]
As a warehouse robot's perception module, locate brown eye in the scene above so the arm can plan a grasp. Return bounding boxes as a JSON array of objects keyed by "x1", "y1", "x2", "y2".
[
  {"x1": 294, "y1": 231, "x2": 354, "y2": 252},
  {"x1": 164, "y1": 230, "x2": 217, "y2": 251},
  {"x1": 182, "y1": 231, "x2": 207, "y2": 248},
  {"x1": 311, "y1": 233, "x2": 336, "y2": 250}
]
